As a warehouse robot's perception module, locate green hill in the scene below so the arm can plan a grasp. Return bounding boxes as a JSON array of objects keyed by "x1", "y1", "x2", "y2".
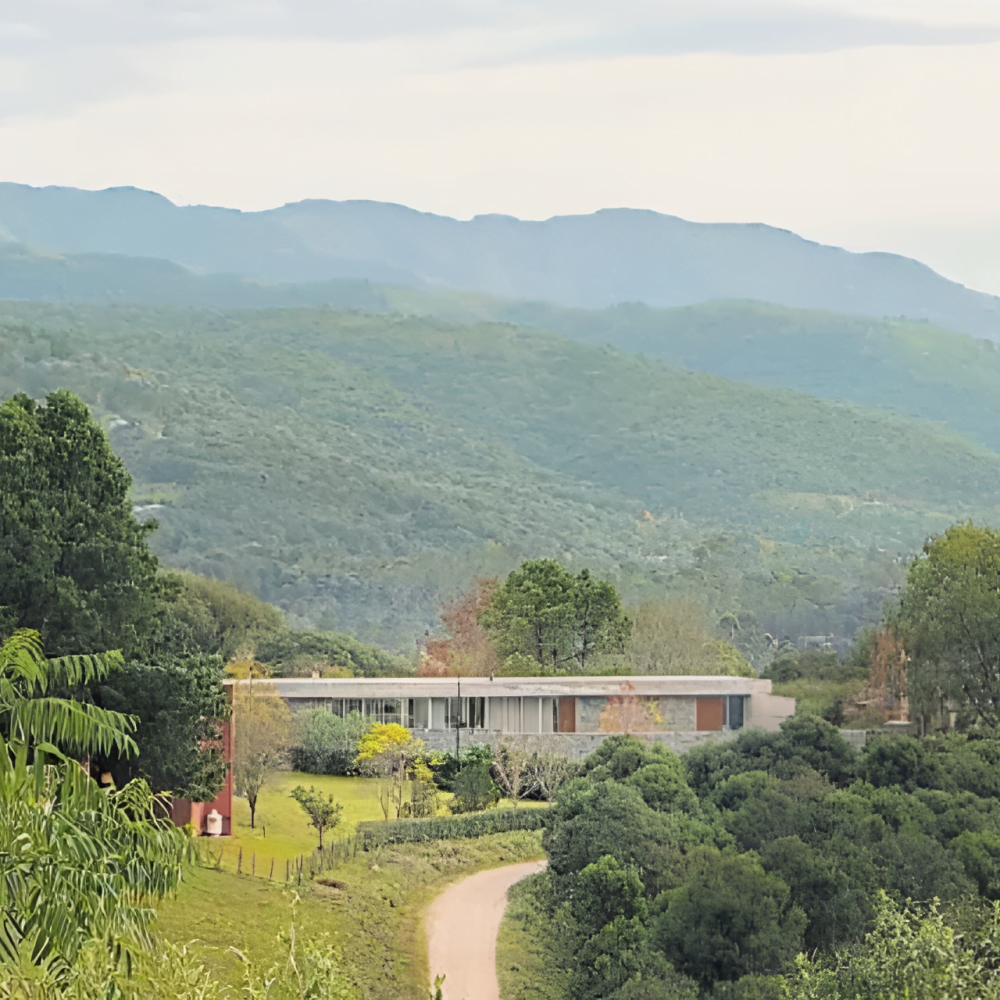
[
  {"x1": 476, "y1": 298, "x2": 1000, "y2": 457},
  {"x1": 3, "y1": 302, "x2": 999, "y2": 648}
]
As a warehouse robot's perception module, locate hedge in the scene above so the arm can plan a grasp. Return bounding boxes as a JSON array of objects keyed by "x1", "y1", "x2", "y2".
[{"x1": 356, "y1": 806, "x2": 549, "y2": 847}]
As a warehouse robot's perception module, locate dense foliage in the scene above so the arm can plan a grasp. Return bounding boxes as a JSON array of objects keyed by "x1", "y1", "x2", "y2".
[
  {"x1": 0, "y1": 630, "x2": 188, "y2": 983},
  {"x1": 480, "y1": 560, "x2": 632, "y2": 672},
  {"x1": 898, "y1": 522, "x2": 1000, "y2": 726},
  {"x1": 7, "y1": 303, "x2": 1000, "y2": 647},
  {"x1": 534, "y1": 728, "x2": 1000, "y2": 998},
  {"x1": 0, "y1": 390, "x2": 162, "y2": 657}
]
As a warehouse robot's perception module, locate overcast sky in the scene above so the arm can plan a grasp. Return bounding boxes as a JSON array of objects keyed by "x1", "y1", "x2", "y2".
[{"x1": 1, "y1": 1, "x2": 999, "y2": 292}]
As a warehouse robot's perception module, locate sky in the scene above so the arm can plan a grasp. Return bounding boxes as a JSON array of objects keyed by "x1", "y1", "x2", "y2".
[{"x1": 1, "y1": 1, "x2": 999, "y2": 293}]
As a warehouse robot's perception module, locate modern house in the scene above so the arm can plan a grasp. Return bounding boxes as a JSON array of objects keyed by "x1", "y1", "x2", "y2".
[{"x1": 243, "y1": 674, "x2": 796, "y2": 757}]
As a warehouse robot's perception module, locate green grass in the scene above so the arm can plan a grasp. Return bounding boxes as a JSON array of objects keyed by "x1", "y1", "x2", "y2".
[
  {"x1": 222, "y1": 774, "x2": 547, "y2": 873},
  {"x1": 223, "y1": 773, "x2": 385, "y2": 871},
  {"x1": 497, "y1": 874, "x2": 571, "y2": 1000},
  {"x1": 156, "y1": 830, "x2": 545, "y2": 1000}
]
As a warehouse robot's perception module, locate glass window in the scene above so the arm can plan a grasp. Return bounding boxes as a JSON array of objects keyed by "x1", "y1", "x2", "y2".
[{"x1": 728, "y1": 696, "x2": 745, "y2": 730}]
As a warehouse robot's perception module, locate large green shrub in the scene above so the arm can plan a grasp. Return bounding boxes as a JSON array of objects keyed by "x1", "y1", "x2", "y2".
[
  {"x1": 292, "y1": 709, "x2": 369, "y2": 775},
  {"x1": 356, "y1": 807, "x2": 548, "y2": 846}
]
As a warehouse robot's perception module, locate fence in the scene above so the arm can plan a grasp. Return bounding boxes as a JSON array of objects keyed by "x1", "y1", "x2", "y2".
[{"x1": 209, "y1": 806, "x2": 550, "y2": 883}]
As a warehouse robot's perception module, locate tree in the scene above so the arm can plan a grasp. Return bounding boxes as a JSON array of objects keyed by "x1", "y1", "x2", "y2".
[
  {"x1": 0, "y1": 390, "x2": 162, "y2": 657},
  {"x1": 356, "y1": 723, "x2": 433, "y2": 820},
  {"x1": 491, "y1": 737, "x2": 539, "y2": 809},
  {"x1": 0, "y1": 630, "x2": 187, "y2": 980},
  {"x1": 96, "y1": 654, "x2": 229, "y2": 800},
  {"x1": 232, "y1": 676, "x2": 292, "y2": 828},
  {"x1": 480, "y1": 560, "x2": 630, "y2": 672},
  {"x1": 529, "y1": 745, "x2": 576, "y2": 802},
  {"x1": 653, "y1": 848, "x2": 807, "y2": 985},
  {"x1": 898, "y1": 522, "x2": 1000, "y2": 726},
  {"x1": 290, "y1": 785, "x2": 343, "y2": 849},
  {"x1": 626, "y1": 599, "x2": 754, "y2": 676},
  {"x1": 451, "y1": 761, "x2": 500, "y2": 813},
  {"x1": 421, "y1": 577, "x2": 500, "y2": 677},
  {"x1": 292, "y1": 708, "x2": 369, "y2": 775}
]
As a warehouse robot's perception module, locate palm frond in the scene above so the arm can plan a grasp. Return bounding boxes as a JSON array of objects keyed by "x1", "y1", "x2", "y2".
[
  {"x1": 0, "y1": 630, "x2": 47, "y2": 694},
  {"x1": 44, "y1": 650, "x2": 125, "y2": 691},
  {"x1": 7, "y1": 698, "x2": 137, "y2": 758}
]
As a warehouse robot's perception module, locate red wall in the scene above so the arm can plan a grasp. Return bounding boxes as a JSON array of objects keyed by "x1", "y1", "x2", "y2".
[{"x1": 171, "y1": 714, "x2": 233, "y2": 836}]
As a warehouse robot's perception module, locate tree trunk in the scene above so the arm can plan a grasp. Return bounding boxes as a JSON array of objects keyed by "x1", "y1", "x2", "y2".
[{"x1": 249, "y1": 794, "x2": 257, "y2": 829}]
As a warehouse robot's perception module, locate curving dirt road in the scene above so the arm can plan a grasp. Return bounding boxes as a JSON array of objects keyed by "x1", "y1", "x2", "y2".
[{"x1": 426, "y1": 859, "x2": 547, "y2": 1000}]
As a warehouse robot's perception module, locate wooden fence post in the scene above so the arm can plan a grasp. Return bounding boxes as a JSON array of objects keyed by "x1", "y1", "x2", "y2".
[
  {"x1": 252, "y1": 854, "x2": 256, "y2": 877},
  {"x1": 269, "y1": 858, "x2": 274, "y2": 880},
  {"x1": 237, "y1": 848, "x2": 242, "y2": 876}
]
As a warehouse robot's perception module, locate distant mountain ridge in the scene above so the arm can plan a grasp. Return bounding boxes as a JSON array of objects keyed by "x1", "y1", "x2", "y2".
[{"x1": 1, "y1": 182, "x2": 998, "y2": 338}]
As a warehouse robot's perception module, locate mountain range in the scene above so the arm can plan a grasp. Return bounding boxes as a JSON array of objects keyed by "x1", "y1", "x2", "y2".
[{"x1": 2, "y1": 182, "x2": 999, "y2": 338}]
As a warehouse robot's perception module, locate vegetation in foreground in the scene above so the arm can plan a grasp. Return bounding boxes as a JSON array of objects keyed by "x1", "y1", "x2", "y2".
[
  {"x1": 153, "y1": 830, "x2": 545, "y2": 1000},
  {"x1": 495, "y1": 728, "x2": 1000, "y2": 999}
]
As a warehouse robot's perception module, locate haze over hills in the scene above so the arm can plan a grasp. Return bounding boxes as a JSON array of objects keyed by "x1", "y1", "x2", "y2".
[{"x1": 2, "y1": 182, "x2": 999, "y2": 338}]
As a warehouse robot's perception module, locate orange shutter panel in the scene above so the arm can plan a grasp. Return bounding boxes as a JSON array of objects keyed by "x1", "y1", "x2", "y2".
[
  {"x1": 696, "y1": 697, "x2": 724, "y2": 731},
  {"x1": 558, "y1": 697, "x2": 576, "y2": 733}
]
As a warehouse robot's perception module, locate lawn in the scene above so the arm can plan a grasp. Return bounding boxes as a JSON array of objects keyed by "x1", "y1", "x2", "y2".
[
  {"x1": 219, "y1": 772, "x2": 547, "y2": 875},
  {"x1": 156, "y1": 830, "x2": 546, "y2": 1000},
  {"x1": 219, "y1": 772, "x2": 385, "y2": 873}
]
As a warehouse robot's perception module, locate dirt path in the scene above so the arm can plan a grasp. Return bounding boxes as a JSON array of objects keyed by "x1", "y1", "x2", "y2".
[{"x1": 425, "y1": 858, "x2": 547, "y2": 1000}]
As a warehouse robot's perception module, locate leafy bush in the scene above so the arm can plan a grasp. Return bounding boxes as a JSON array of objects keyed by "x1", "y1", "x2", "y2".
[
  {"x1": 356, "y1": 807, "x2": 548, "y2": 846},
  {"x1": 451, "y1": 762, "x2": 501, "y2": 813},
  {"x1": 292, "y1": 709, "x2": 369, "y2": 775}
]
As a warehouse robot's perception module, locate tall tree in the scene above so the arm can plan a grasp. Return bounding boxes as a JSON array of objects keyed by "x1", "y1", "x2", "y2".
[
  {"x1": 97, "y1": 654, "x2": 230, "y2": 801},
  {"x1": 421, "y1": 577, "x2": 499, "y2": 677},
  {"x1": 232, "y1": 676, "x2": 292, "y2": 828},
  {"x1": 0, "y1": 390, "x2": 161, "y2": 657},
  {"x1": 480, "y1": 560, "x2": 630, "y2": 672},
  {"x1": 898, "y1": 522, "x2": 1000, "y2": 726}
]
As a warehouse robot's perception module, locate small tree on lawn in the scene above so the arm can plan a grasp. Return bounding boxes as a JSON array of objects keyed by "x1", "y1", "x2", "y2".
[
  {"x1": 356, "y1": 723, "x2": 434, "y2": 820},
  {"x1": 492, "y1": 737, "x2": 539, "y2": 809},
  {"x1": 290, "y1": 785, "x2": 343, "y2": 849},
  {"x1": 232, "y1": 674, "x2": 292, "y2": 829}
]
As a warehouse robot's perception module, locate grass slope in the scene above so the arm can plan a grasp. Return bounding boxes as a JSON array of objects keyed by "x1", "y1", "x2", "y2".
[
  {"x1": 497, "y1": 875, "x2": 571, "y2": 1000},
  {"x1": 3, "y1": 302, "x2": 1000, "y2": 646},
  {"x1": 156, "y1": 830, "x2": 545, "y2": 999},
  {"x1": 223, "y1": 773, "x2": 385, "y2": 871}
]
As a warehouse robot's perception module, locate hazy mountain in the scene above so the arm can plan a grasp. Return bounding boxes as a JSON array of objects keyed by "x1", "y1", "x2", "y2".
[{"x1": 2, "y1": 182, "x2": 998, "y2": 338}]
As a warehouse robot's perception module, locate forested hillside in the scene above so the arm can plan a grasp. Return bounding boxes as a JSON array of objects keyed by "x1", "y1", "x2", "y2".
[{"x1": 3, "y1": 302, "x2": 1000, "y2": 647}]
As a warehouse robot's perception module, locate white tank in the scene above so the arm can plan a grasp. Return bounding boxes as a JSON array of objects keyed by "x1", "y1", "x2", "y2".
[{"x1": 206, "y1": 809, "x2": 223, "y2": 836}]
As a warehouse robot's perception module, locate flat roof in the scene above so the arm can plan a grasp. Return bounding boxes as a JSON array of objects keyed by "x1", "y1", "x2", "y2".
[{"x1": 226, "y1": 675, "x2": 770, "y2": 698}]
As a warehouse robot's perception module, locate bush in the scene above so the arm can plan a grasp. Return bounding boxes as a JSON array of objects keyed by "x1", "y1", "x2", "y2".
[
  {"x1": 291, "y1": 709, "x2": 369, "y2": 775},
  {"x1": 356, "y1": 807, "x2": 548, "y2": 846},
  {"x1": 451, "y1": 762, "x2": 501, "y2": 813},
  {"x1": 431, "y1": 742, "x2": 495, "y2": 791}
]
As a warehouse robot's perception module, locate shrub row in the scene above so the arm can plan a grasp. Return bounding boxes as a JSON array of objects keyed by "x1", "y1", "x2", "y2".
[{"x1": 356, "y1": 806, "x2": 549, "y2": 846}]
